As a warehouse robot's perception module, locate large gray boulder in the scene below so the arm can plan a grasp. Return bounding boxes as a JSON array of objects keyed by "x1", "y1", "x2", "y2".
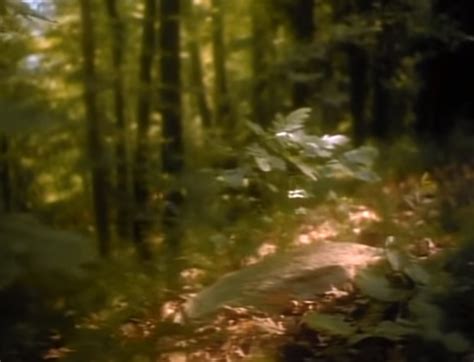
[{"x1": 185, "y1": 242, "x2": 384, "y2": 319}]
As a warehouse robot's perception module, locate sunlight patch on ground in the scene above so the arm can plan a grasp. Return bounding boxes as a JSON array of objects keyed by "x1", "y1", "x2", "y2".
[
  {"x1": 295, "y1": 220, "x2": 339, "y2": 246},
  {"x1": 348, "y1": 207, "x2": 380, "y2": 226}
]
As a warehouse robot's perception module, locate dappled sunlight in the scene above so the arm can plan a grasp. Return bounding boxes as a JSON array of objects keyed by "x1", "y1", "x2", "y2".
[
  {"x1": 292, "y1": 201, "x2": 381, "y2": 249},
  {"x1": 243, "y1": 242, "x2": 278, "y2": 266},
  {"x1": 295, "y1": 220, "x2": 339, "y2": 245},
  {"x1": 348, "y1": 206, "x2": 380, "y2": 226}
]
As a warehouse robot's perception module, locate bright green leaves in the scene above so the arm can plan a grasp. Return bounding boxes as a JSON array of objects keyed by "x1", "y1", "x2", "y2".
[
  {"x1": 247, "y1": 144, "x2": 287, "y2": 173},
  {"x1": 246, "y1": 108, "x2": 379, "y2": 183},
  {"x1": 272, "y1": 107, "x2": 311, "y2": 135}
]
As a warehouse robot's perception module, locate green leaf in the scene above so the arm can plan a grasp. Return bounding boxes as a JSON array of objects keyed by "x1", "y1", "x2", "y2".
[
  {"x1": 256, "y1": 156, "x2": 272, "y2": 172},
  {"x1": 304, "y1": 136, "x2": 334, "y2": 158},
  {"x1": 352, "y1": 169, "x2": 381, "y2": 182},
  {"x1": 246, "y1": 121, "x2": 266, "y2": 137},
  {"x1": 343, "y1": 146, "x2": 378, "y2": 167},
  {"x1": 355, "y1": 269, "x2": 409, "y2": 302},
  {"x1": 303, "y1": 312, "x2": 356, "y2": 337},
  {"x1": 290, "y1": 158, "x2": 318, "y2": 181},
  {"x1": 385, "y1": 248, "x2": 409, "y2": 272},
  {"x1": 349, "y1": 320, "x2": 416, "y2": 344},
  {"x1": 403, "y1": 263, "x2": 431, "y2": 285},
  {"x1": 247, "y1": 144, "x2": 285, "y2": 172},
  {"x1": 373, "y1": 320, "x2": 416, "y2": 339},
  {"x1": 319, "y1": 161, "x2": 353, "y2": 179},
  {"x1": 408, "y1": 295, "x2": 443, "y2": 329},
  {"x1": 272, "y1": 108, "x2": 311, "y2": 134},
  {"x1": 442, "y1": 332, "x2": 471, "y2": 353},
  {"x1": 269, "y1": 156, "x2": 286, "y2": 171},
  {"x1": 321, "y1": 134, "x2": 350, "y2": 149}
]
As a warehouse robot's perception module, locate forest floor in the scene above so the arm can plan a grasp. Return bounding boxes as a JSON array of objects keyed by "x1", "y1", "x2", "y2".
[{"x1": 43, "y1": 164, "x2": 474, "y2": 362}]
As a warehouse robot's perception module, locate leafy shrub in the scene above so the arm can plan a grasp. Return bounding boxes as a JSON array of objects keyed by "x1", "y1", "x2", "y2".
[
  {"x1": 0, "y1": 213, "x2": 95, "y2": 291},
  {"x1": 216, "y1": 108, "x2": 379, "y2": 212}
]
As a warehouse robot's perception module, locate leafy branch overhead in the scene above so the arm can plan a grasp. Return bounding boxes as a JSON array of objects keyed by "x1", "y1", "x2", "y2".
[
  {"x1": 246, "y1": 108, "x2": 380, "y2": 183},
  {"x1": 3, "y1": 0, "x2": 56, "y2": 22}
]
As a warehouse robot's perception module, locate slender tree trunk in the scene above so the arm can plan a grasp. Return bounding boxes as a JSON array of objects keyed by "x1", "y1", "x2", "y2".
[
  {"x1": 347, "y1": 45, "x2": 369, "y2": 145},
  {"x1": 251, "y1": 0, "x2": 276, "y2": 127},
  {"x1": 285, "y1": 0, "x2": 316, "y2": 108},
  {"x1": 211, "y1": 0, "x2": 232, "y2": 130},
  {"x1": 104, "y1": 0, "x2": 132, "y2": 241},
  {"x1": 132, "y1": 0, "x2": 156, "y2": 260},
  {"x1": 371, "y1": 27, "x2": 395, "y2": 140},
  {"x1": 79, "y1": 0, "x2": 111, "y2": 257},
  {"x1": 0, "y1": 134, "x2": 11, "y2": 212},
  {"x1": 339, "y1": 0, "x2": 371, "y2": 145},
  {"x1": 184, "y1": 0, "x2": 211, "y2": 128},
  {"x1": 160, "y1": 0, "x2": 184, "y2": 286}
]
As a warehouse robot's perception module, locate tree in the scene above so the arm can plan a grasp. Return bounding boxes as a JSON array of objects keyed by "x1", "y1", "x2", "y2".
[
  {"x1": 0, "y1": 135, "x2": 11, "y2": 212},
  {"x1": 283, "y1": 0, "x2": 316, "y2": 108},
  {"x1": 334, "y1": 0, "x2": 372, "y2": 145},
  {"x1": 250, "y1": 0, "x2": 278, "y2": 127},
  {"x1": 371, "y1": 20, "x2": 398, "y2": 140},
  {"x1": 132, "y1": 0, "x2": 157, "y2": 260},
  {"x1": 104, "y1": 0, "x2": 132, "y2": 241},
  {"x1": 184, "y1": 0, "x2": 211, "y2": 129},
  {"x1": 415, "y1": 0, "x2": 474, "y2": 144},
  {"x1": 347, "y1": 44, "x2": 369, "y2": 145},
  {"x1": 79, "y1": 0, "x2": 111, "y2": 257},
  {"x1": 160, "y1": 0, "x2": 184, "y2": 285},
  {"x1": 211, "y1": 0, "x2": 232, "y2": 130}
]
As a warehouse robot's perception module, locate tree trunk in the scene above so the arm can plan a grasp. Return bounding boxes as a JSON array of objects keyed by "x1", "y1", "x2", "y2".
[
  {"x1": 132, "y1": 0, "x2": 156, "y2": 260},
  {"x1": 347, "y1": 45, "x2": 369, "y2": 145},
  {"x1": 0, "y1": 134, "x2": 11, "y2": 212},
  {"x1": 160, "y1": 0, "x2": 184, "y2": 286},
  {"x1": 251, "y1": 0, "x2": 277, "y2": 127},
  {"x1": 211, "y1": 0, "x2": 232, "y2": 130},
  {"x1": 104, "y1": 0, "x2": 132, "y2": 241},
  {"x1": 285, "y1": 0, "x2": 316, "y2": 108},
  {"x1": 184, "y1": 0, "x2": 211, "y2": 128},
  {"x1": 79, "y1": 0, "x2": 111, "y2": 257},
  {"x1": 371, "y1": 27, "x2": 395, "y2": 140},
  {"x1": 340, "y1": 0, "x2": 371, "y2": 145},
  {"x1": 415, "y1": 0, "x2": 474, "y2": 144}
]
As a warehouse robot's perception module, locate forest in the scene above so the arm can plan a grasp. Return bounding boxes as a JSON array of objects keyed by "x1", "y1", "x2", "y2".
[{"x1": 1, "y1": 0, "x2": 474, "y2": 361}]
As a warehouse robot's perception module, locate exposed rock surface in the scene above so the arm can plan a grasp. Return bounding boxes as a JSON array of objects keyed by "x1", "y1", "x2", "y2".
[{"x1": 185, "y1": 242, "x2": 384, "y2": 319}]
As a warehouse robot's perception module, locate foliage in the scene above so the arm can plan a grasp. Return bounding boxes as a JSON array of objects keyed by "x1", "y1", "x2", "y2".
[
  {"x1": 3, "y1": 0, "x2": 56, "y2": 23},
  {"x1": 242, "y1": 108, "x2": 379, "y2": 196},
  {"x1": 302, "y1": 238, "x2": 472, "y2": 354},
  {"x1": 0, "y1": 213, "x2": 95, "y2": 290}
]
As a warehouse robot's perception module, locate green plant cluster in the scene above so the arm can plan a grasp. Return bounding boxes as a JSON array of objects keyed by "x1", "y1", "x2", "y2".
[
  {"x1": 304, "y1": 237, "x2": 471, "y2": 355},
  {"x1": 217, "y1": 108, "x2": 379, "y2": 204},
  {"x1": 0, "y1": 213, "x2": 95, "y2": 291}
]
